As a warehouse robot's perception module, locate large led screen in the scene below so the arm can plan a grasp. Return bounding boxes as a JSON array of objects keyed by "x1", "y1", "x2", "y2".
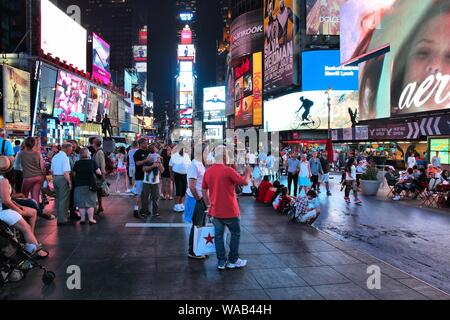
[
  {"x1": 38, "y1": 64, "x2": 58, "y2": 116},
  {"x1": 343, "y1": 0, "x2": 450, "y2": 120},
  {"x1": 41, "y1": 0, "x2": 87, "y2": 71},
  {"x1": 264, "y1": 91, "x2": 359, "y2": 132},
  {"x1": 230, "y1": 9, "x2": 264, "y2": 61},
  {"x1": 302, "y1": 50, "x2": 359, "y2": 91},
  {"x1": 430, "y1": 138, "x2": 450, "y2": 165},
  {"x1": 54, "y1": 70, "x2": 87, "y2": 123},
  {"x1": 87, "y1": 86, "x2": 111, "y2": 122},
  {"x1": 264, "y1": 0, "x2": 299, "y2": 94},
  {"x1": 92, "y1": 33, "x2": 111, "y2": 86},
  {"x1": 133, "y1": 46, "x2": 147, "y2": 62},
  {"x1": 2, "y1": 65, "x2": 31, "y2": 131},
  {"x1": 204, "y1": 87, "x2": 226, "y2": 111},
  {"x1": 178, "y1": 45, "x2": 196, "y2": 61},
  {"x1": 306, "y1": 0, "x2": 345, "y2": 36}
]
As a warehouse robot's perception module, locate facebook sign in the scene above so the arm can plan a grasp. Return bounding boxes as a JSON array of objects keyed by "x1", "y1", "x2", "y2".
[{"x1": 302, "y1": 50, "x2": 359, "y2": 91}]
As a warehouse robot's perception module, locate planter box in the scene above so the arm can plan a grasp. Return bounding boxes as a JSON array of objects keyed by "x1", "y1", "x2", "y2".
[{"x1": 360, "y1": 179, "x2": 381, "y2": 196}]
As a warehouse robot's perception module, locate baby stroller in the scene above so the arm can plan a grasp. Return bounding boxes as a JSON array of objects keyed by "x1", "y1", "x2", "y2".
[{"x1": 0, "y1": 220, "x2": 55, "y2": 287}]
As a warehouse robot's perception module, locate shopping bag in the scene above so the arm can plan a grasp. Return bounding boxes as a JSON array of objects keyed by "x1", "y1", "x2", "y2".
[{"x1": 193, "y1": 225, "x2": 216, "y2": 256}]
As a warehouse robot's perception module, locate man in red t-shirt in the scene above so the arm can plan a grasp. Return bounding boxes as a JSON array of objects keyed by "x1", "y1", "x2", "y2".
[{"x1": 202, "y1": 146, "x2": 252, "y2": 270}]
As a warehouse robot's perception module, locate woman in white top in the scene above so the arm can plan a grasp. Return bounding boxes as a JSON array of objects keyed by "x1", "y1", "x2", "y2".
[
  {"x1": 169, "y1": 146, "x2": 192, "y2": 212},
  {"x1": 298, "y1": 154, "x2": 311, "y2": 195},
  {"x1": 115, "y1": 147, "x2": 128, "y2": 193},
  {"x1": 344, "y1": 158, "x2": 362, "y2": 205},
  {"x1": 407, "y1": 152, "x2": 417, "y2": 169}
]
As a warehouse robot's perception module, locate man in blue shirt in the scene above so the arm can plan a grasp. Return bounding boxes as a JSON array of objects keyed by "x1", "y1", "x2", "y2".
[
  {"x1": 13, "y1": 140, "x2": 21, "y2": 155},
  {"x1": 309, "y1": 151, "x2": 323, "y2": 192},
  {"x1": 287, "y1": 153, "x2": 301, "y2": 197},
  {"x1": 0, "y1": 129, "x2": 14, "y2": 158}
]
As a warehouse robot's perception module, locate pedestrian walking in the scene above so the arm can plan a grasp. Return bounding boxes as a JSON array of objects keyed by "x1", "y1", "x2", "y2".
[
  {"x1": 160, "y1": 146, "x2": 173, "y2": 200},
  {"x1": 287, "y1": 152, "x2": 300, "y2": 197},
  {"x1": 309, "y1": 151, "x2": 323, "y2": 192},
  {"x1": 344, "y1": 158, "x2": 362, "y2": 205},
  {"x1": 115, "y1": 147, "x2": 129, "y2": 193},
  {"x1": 92, "y1": 138, "x2": 106, "y2": 214}
]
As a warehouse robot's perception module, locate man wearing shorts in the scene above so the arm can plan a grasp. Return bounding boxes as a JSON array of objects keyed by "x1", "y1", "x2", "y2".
[
  {"x1": 132, "y1": 138, "x2": 149, "y2": 219},
  {"x1": 319, "y1": 151, "x2": 332, "y2": 196}
]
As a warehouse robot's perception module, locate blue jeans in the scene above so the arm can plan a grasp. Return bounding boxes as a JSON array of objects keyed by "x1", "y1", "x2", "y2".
[{"x1": 212, "y1": 217, "x2": 241, "y2": 265}]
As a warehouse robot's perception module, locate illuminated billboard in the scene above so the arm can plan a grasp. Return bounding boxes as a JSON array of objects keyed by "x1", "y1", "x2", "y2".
[
  {"x1": 92, "y1": 33, "x2": 111, "y2": 86},
  {"x1": 264, "y1": 91, "x2": 359, "y2": 132},
  {"x1": 181, "y1": 26, "x2": 193, "y2": 44},
  {"x1": 264, "y1": 0, "x2": 300, "y2": 94},
  {"x1": 2, "y1": 66, "x2": 31, "y2": 131},
  {"x1": 429, "y1": 139, "x2": 450, "y2": 165},
  {"x1": 178, "y1": 72, "x2": 194, "y2": 92},
  {"x1": 341, "y1": 0, "x2": 450, "y2": 120},
  {"x1": 230, "y1": 9, "x2": 264, "y2": 61},
  {"x1": 178, "y1": 45, "x2": 196, "y2": 61},
  {"x1": 38, "y1": 64, "x2": 58, "y2": 116},
  {"x1": 179, "y1": 91, "x2": 193, "y2": 110},
  {"x1": 54, "y1": 70, "x2": 87, "y2": 124},
  {"x1": 87, "y1": 86, "x2": 111, "y2": 122},
  {"x1": 133, "y1": 46, "x2": 147, "y2": 62},
  {"x1": 135, "y1": 62, "x2": 147, "y2": 73},
  {"x1": 302, "y1": 50, "x2": 359, "y2": 91},
  {"x1": 234, "y1": 52, "x2": 263, "y2": 128},
  {"x1": 180, "y1": 13, "x2": 194, "y2": 21},
  {"x1": 306, "y1": 0, "x2": 345, "y2": 35},
  {"x1": 41, "y1": 0, "x2": 87, "y2": 71},
  {"x1": 205, "y1": 125, "x2": 224, "y2": 140}
]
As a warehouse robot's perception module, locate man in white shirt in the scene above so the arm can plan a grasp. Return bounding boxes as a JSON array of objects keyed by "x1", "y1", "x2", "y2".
[
  {"x1": 51, "y1": 143, "x2": 73, "y2": 225},
  {"x1": 185, "y1": 152, "x2": 207, "y2": 259},
  {"x1": 247, "y1": 151, "x2": 256, "y2": 168},
  {"x1": 127, "y1": 141, "x2": 139, "y2": 192},
  {"x1": 169, "y1": 147, "x2": 192, "y2": 212},
  {"x1": 141, "y1": 144, "x2": 164, "y2": 217}
]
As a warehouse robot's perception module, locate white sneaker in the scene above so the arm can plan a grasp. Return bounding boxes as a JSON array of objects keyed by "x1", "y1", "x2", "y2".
[
  {"x1": 392, "y1": 196, "x2": 401, "y2": 201},
  {"x1": 180, "y1": 204, "x2": 185, "y2": 211},
  {"x1": 226, "y1": 259, "x2": 248, "y2": 269},
  {"x1": 173, "y1": 204, "x2": 180, "y2": 212}
]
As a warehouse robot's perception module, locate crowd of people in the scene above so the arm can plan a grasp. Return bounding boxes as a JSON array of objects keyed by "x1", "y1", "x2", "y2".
[{"x1": 2, "y1": 125, "x2": 450, "y2": 278}]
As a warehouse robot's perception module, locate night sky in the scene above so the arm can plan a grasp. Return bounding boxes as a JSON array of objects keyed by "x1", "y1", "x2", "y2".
[{"x1": 147, "y1": 0, "x2": 223, "y2": 125}]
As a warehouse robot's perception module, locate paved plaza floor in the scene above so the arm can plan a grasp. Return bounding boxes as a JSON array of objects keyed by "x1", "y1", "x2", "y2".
[{"x1": 1, "y1": 184, "x2": 449, "y2": 300}]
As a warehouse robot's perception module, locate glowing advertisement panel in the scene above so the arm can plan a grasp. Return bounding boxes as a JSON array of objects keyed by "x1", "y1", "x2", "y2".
[
  {"x1": 41, "y1": 0, "x2": 87, "y2": 71},
  {"x1": 302, "y1": 50, "x2": 359, "y2": 91},
  {"x1": 92, "y1": 33, "x2": 111, "y2": 86},
  {"x1": 38, "y1": 64, "x2": 58, "y2": 116},
  {"x1": 2, "y1": 65, "x2": 31, "y2": 131},
  {"x1": 54, "y1": 70, "x2": 87, "y2": 124},
  {"x1": 264, "y1": 0, "x2": 300, "y2": 94},
  {"x1": 264, "y1": 91, "x2": 358, "y2": 132},
  {"x1": 429, "y1": 138, "x2": 449, "y2": 165},
  {"x1": 306, "y1": 0, "x2": 345, "y2": 35},
  {"x1": 205, "y1": 125, "x2": 224, "y2": 140},
  {"x1": 133, "y1": 46, "x2": 147, "y2": 62},
  {"x1": 87, "y1": 86, "x2": 111, "y2": 122},
  {"x1": 178, "y1": 45, "x2": 196, "y2": 61}
]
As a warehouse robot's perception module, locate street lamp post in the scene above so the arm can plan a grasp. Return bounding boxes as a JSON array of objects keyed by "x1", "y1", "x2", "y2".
[{"x1": 325, "y1": 88, "x2": 333, "y2": 141}]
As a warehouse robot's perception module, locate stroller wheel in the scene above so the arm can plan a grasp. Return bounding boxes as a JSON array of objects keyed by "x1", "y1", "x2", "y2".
[{"x1": 42, "y1": 271, "x2": 56, "y2": 285}]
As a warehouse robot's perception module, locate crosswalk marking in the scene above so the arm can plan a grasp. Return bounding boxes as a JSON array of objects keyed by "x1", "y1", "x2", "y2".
[{"x1": 125, "y1": 223, "x2": 191, "y2": 228}]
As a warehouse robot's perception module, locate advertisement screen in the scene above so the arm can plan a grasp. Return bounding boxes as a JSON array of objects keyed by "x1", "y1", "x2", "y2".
[
  {"x1": 54, "y1": 70, "x2": 87, "y2": 123},
  {"x1": 343, "y1": 0, "x2": 450, "y2": 119},
  {"x1": 41, "y1": 0, "x2": 87, "y2": 71},
  {"x1": 205, "y1": 125, "x2": 224, "y2": 140},
  {"x1": 430, "y1": 139, "x2": 450, "y2": 165},
  {"x1": 181, "y1": 27, "x2": 193, "y2": 44},
  {"x1": 306, "y1": 0, "x2": 345, "y2": 35},
  {"x1": 179, "y1": 72, "x2": 194, "y2": 92},
  {"x1": 264, "y1": 0, "x2": 299, "y2": 94},
  {"x1": 230, "y1": 9, "x2": 264, "y2": 61},
  {"x1": 302, "y1": 50, "x2": 359, "y2": 91},
  {"x1": 133, "y1": 46, "x2": 147, "y2": 62},
  {"x1": 92, "y1": 33, "x2": 111, "y2": 86},
  {"x1": 38, "y1": 64, "x2": 58, "y2": 116},
  {"x1": 180, "y1": 107, "x2": 193, "y2": 128},
  {"x1": 87, "y1": 86, "x2": 111, "y2": 122},
  {"x1": 264, "y1": 91, "x2": 359, "y2": 132},
  {"x1": 234, "y1": 52, "x2": 263, "y2": 128},
  {"x1": 179, "y1": 92, "x2": 193, "y2": 110},
  {"x1": 124, "y1": 70, "x2": 132, "y2": 101},
  {"x1": 2, "y1": 65, "x2": 31, "y2": 131},
  {"x1": 135, "y1": 62, "x2": 147, "y2": 73},
  {"x1": 204, "y1": 87, "x2": 226, "y2": 111},
  {"x1": 178, "y1": 45, "x2": 196, "y2": 61},
  {"x1": 180, "y1": 61, "x2": 193, "y2": 72}
]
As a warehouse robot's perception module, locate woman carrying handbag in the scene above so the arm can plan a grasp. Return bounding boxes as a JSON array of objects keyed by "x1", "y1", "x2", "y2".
[{"x1": 72, "y1": 148, "x2": 102, "y2": 225}]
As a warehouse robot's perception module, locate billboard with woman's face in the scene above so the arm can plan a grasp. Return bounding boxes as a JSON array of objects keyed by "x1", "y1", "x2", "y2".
[
  {"x1": 306, "y1": 0, "x2": 345, "y2": 36},
  {"x1": 54, "y1": 70, "x2": 87, "y2": 123},
  {"x1": 343, "y1": 0, "x2": 450, "y2": 120}
]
